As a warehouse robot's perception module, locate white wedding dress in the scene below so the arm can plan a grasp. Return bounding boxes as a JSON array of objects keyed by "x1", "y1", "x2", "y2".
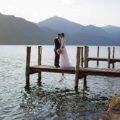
[{"x1": 60, "y1": 38, "x2": 72, "y2": 67}]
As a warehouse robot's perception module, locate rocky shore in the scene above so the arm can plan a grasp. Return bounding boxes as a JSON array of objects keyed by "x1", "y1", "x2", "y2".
[{"x1": 99, "y1": 96, "x2": 120, "y2": 120}]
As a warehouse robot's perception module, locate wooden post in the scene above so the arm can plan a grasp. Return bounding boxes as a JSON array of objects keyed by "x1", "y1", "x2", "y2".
[
  {"x1": 26, "y1": 47, "x2": 31, "y2": 84},
  {"x1": 75, "y1": 47, "x2": 81, "y2": 93},
  {"x1": 83, "y1": 75, "x2": 87, "y2": 90},
  {"x1": 97, "y1": 46, "x2": 99, "y2": 67},
  {"x1": 112, "y1": 47, "x2": 115, "y2": 68},
  {"x1": 38, "y1": 46, "x2": 42, "y2": 83},
  {"x1": 83, "y1": 46, "x2": 88, "y2": 88},
  {"x1": 81, "y1": 47, "x2": 84, "y2": 67},
  {"x1": 108, "y1": 47, "x2": 111, "y2": 68},
  {"x1": 84, "y1": 46, "x2": 89, "y2": 68}
]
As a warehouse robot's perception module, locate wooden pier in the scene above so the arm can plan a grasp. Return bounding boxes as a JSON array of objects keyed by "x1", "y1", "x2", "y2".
[{"x1": 25, "y1": 46, "x2": 120, "y2": 93}]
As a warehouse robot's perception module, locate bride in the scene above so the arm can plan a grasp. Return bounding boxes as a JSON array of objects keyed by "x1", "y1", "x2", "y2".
[{"x1": 60, "y1": 33, "x2": 72, "y2": 67}]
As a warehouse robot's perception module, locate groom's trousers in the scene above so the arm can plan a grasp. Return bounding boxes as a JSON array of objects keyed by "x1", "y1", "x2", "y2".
[{"x1": 54, "y1": 50, "x2": 60, "y2": 67}]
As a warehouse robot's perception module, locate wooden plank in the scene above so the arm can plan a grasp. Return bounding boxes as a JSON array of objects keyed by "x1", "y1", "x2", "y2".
[
  {"x1": 30, "y1": 65, "x2": 75, "y2": 74},
  {"x1": 29, "y1": 65, "x2": 120, "y2": 77},
  {"x1": 79, "y1": 68, "x2": 120, "y2": 77},
  {"x1": 88, "y1": 58, "x2": 120, "y2": 62}
]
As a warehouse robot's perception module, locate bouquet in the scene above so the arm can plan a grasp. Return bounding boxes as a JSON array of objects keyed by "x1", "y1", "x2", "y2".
[{"x1": 56, "y1": 48, "x2": 62, "y2": 54}]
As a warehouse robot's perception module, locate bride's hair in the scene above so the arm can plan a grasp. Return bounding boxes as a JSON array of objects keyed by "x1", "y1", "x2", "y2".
[
  {"x1": 58, "y1": 33, "x2": 61, "y2": 36},
  {"x1": 61, "y1": 33, "x2": 64, "y2": 37}
]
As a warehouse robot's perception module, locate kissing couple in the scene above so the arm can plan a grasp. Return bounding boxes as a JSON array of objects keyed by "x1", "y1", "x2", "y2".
[{"x1": 54, "y1": 33, "x2": 72, "y2": 68}]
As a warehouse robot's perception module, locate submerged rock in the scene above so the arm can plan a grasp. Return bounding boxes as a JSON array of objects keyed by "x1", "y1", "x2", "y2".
[{"x1": 99, "y1": 96, "x2": 120, "y2": 120}]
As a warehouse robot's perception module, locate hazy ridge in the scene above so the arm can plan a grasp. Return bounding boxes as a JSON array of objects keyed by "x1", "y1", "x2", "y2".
[{"x1": 0, "y1": 13, "x2": 120, "y2": 45}]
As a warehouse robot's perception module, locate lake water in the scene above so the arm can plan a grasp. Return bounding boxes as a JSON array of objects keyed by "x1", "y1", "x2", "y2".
[{"x1": 0, "y1": 45, "x2": 120, "y2": 120}]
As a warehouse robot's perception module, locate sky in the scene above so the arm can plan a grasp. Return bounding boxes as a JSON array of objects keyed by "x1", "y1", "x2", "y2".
[{"x1": 0, "y1": 0, "x2": 120, "y2": 26}]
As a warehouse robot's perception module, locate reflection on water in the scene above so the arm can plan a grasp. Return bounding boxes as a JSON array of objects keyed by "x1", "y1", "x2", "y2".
[
  {"x1": 22, "y1": 83, "x2": 108, "y2": 120},
  {"x1": 0, "y1": 45, "x2": 120, "y2": 120}
]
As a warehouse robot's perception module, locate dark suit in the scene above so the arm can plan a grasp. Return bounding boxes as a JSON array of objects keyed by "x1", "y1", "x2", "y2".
[{"x1": 54, "y1": 38, "x2": 60, "y2": 67}]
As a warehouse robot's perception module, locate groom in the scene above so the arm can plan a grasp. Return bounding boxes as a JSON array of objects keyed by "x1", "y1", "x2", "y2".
[{"x1": 54, "y1": 33, "x2": 61, "y2": 67}]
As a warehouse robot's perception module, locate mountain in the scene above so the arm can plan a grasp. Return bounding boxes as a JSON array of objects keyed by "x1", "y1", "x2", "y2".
[
  {"x1": 38, "y1": 16, "x2": 84, "y2": 34},
  {"x1": 0, "y1": 13, "x2": 54, "y2": 45},
  {"x1": 0, "y1": 13, "x2": 120, "y2": 45},
  {"x1": 38, "y1": 16, "x2": 119, "y2": 45},
  {"x1": 102, "y1": 25, "x2": 120, "y2": 44}
]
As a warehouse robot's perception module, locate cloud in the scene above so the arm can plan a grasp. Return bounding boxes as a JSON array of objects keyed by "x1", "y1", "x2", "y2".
[{"x1": 61, "y1": 0, "x2": 75, "y2": 5}]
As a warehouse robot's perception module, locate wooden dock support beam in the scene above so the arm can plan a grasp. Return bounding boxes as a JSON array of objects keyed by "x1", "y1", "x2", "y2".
[
  {"x1": 108, "y1": 47, "x2": 111, "y2": 68},
  {"x1": 38, "y1": 46, "x2": 42, "y2": 83},
  {"x1": 81, "y1": 47, "x2": 84, "y2": 67},
  {"x1": 84, "y1": 46, "x2": 89, "y2": 68},
  {"x1": 112, "y1": 47, "x2": 115, "y2": 68},
  {"x1": 83, "y1": 46, "x2": 89, "y2": 89},
  {"x1": 75, "y1": 47, "x2": 81, "y2": 93},
  {"x1": 97, "y1": 46, "x2": 99, "y2": 67},
  {"x1": 83, "y1": 75, "x2": 87, "y2": 90},
  {"x1": 25, "y1": 47, "x2": 31, "y2": 84}
]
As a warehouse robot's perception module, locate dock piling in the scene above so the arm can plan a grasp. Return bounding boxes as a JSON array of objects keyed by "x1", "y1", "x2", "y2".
[
  {"x1": 83, "y1": 46, "x2": 89, "y2": 88},
  {"x1": 97, "y1": 46, "x2": 99, "y2": 67},
  {"x1": 75, "y1": 47, "x2": 81, "y2": 93},
  {"x1": 112, "y1": 47, "x2": 115, "y2": 68},
  {"x1": 81, "y1": 47, "x2": 84, "y2": 67},
  {"x1": 83, "y1": 75, "x2": 87, "y2": 89},
  {"x1": 108, "y1": 47, "x2": 111, "y2": 68},
  {"x1": 38, "y1": 46, "x2": 42, "y2": 83},
  {"x1": 26, "y1": 47, "x2": 31, "y2": 84},
  {"x1": 84, "y1": 46, "x2": 89, "y2": 68}
]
